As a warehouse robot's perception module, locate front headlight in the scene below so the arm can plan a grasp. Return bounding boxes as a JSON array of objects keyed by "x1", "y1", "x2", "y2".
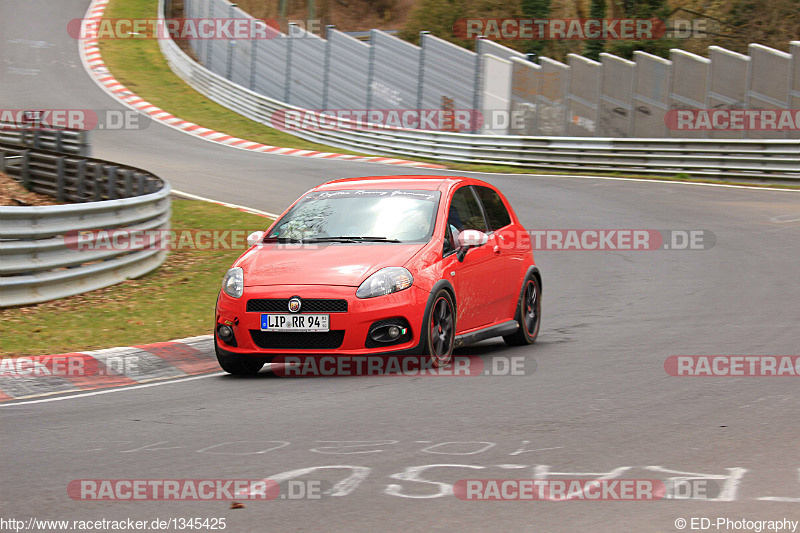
[
  {"x1": 222, "y1": 267, "x2": 244, "y2": 298},
  {"x1": 356, "y1": 267, "x2": 413, "y2": 299}
]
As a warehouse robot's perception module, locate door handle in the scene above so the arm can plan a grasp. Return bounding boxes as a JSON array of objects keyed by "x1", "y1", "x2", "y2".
[{"x1": 493, "y1": 245, "x2": 501, "y2": 254}]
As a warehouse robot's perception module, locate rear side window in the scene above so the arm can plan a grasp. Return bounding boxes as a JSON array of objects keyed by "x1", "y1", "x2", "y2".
[{"x1": 475, "y1": 186, "x2": 512, "y2": 230}]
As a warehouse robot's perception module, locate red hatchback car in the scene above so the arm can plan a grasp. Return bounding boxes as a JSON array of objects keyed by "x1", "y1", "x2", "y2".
[{"x1": 214, "y1": 175, "x2": 541, "y2": 375}]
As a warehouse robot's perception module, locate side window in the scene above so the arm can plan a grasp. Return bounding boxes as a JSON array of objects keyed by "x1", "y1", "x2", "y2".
[
  {"x1": 475, "y1": 186, "x2": 511, "y2": 231},
  {"x1": 448, "y1": 186, "x2": 488, "y2": 234}
]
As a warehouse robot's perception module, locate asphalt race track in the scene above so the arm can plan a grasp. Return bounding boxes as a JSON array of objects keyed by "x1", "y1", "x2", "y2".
[{"x1": 2, "y1": 2, "x2": 800, "y2": 531}]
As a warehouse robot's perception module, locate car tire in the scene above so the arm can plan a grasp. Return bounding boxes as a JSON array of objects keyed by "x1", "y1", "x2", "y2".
[
  {"x1": 423, "y1": 289, "x2": 456, "y2": 367},
  {"x1": 214, "y1": 337, "x2": 266, "y2": 376},
  {"x1": 503, "y1": 275, "x2": 541, "y2": 346}
]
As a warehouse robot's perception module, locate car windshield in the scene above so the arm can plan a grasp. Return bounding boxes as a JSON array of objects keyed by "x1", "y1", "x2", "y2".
[{"x1": 267, "y1": 189, "x2": 441, "y2": 243}]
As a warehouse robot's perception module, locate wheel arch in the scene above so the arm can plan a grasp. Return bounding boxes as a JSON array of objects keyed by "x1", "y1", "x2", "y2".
[
  {"x1": 413, "y1": 279, "x2": 457, "y2": 354},
  {"x1": 513, "y1": 265, "x2": 542, "y2": 317}
]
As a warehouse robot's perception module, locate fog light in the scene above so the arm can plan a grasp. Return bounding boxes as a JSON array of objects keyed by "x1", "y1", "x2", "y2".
[
  {"x1": 218, "y1": 324, "x2": 233, "y2": 340},
  {"x1": 366, "y1": 320, "x2": 411, "y2": 347}
]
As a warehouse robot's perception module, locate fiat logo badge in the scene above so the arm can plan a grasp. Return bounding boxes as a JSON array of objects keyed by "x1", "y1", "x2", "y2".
[{"x1": 288, "y1": 297, "x2": 302, "y2": 313}]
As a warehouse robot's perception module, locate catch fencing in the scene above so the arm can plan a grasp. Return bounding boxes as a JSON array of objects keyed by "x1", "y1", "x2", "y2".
[
  {"x1": 158, "y1": 5, "x2": 800, "y2": 180},
  {"x1": 180, "y1": 0, "x2": 800, "y2": 139}
]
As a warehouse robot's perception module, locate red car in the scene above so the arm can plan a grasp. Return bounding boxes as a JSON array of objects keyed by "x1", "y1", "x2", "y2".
[{"x1": 214, "y1": 175, "x2": 541, "y2": 375}]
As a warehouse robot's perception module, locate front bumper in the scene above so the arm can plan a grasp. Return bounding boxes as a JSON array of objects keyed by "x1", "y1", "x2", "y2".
[{"x1": 215, "y1": 284, "x2": 429, "y2": 355}]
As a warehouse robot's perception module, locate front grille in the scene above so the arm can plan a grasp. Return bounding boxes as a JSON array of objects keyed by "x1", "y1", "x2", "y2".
[
  {"x1": 250, "y1": 330, "x2": 346, "y2": 350},
  {"x1": 247, "y1": 298, "x2": 348, "y2": 313}
]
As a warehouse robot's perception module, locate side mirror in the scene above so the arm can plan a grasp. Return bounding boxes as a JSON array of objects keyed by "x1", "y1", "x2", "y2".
[
  {"x1": 456, "y1": 230, "x2": 488, "y2": 262},
  {"x1": 247, "y1": 231, "x2": 265, "y2": 247}
]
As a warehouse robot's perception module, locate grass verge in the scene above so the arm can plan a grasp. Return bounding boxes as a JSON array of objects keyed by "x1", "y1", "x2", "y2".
[
  {"x1": 0, "y1": 199, "x2": 271, "y2": 357},
  {"x1": 98, "y1": 0, "x2": 799, "y2": 189},
  {"x1": 99, "y1": 0, "x2": 366, "y2": 155}
]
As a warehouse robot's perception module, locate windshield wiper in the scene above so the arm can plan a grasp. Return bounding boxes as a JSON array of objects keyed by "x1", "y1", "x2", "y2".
[
  {"x1": 304, "y1": 236, "x2": 402, "y2": 243},
  {"x1": 264, "y1": 236, "x2": 305, "y2": 243}
]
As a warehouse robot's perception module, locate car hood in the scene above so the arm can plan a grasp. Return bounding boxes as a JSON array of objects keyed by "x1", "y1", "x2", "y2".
[{"x1": 238, "y1": 243, "x2": 425, "y2": 287}]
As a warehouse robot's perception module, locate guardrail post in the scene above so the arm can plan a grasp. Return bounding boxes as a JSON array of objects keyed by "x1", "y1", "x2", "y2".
[
  {"x1": 94, "y1": 163, "x2": 104, "y2": 201},
  {"x1": 321, "y1": 25, "x2": 334, "y2": 111},
  {"x1": 417, "y1": 32, "x2": 429, "y2": 113},
  {"x1": 20, "y1": 150, "x2": 30, "y2": 190},
  {"x1": 284, "y1": 23, "x2": 297, "y2": 103},
  {"x1": 21, "y1": 130, "x2": 33, "y2": 149},
  {"x1": 124, "y1": 169, "x2": 134, "y2": 198},
  {"x1": 205, "y1": 0, "x2": 214, "y2": 70},
  {"x1": 55, "y1": 131, "x2": 64, "y2": 154},
  {"x1": 75, "y1": 159, "x2": 87, "y2": 201},
  {"x1": 225, "y1": 4, "x2": 236, "y2": 80},
  {"x1": 249, "y1": 25, "x2": 259, "y2": 91},
  {"x1": 365, "y1": 29, "x2": 377, "y2": 112},
  {"x1": 75, "y1": 130, "x2": 91, "y2": 157},
  {"x1": 55, "y1": 156, "x2": 66, "y2": 202},
  {"x1": 472, "y1": 42, "x2": 482, "y2": 134},
  {"x1": 106, "y1": 165, "x2": 118, "y2": 200}
]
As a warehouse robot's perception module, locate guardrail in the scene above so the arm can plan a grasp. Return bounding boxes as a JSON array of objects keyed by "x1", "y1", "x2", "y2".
[
  {"x1": 0, "y1": 143, "x2": 170, "y2": 307},
  {"x1": 0, "y1": 123, "x2": 90, "y2": 156},
  {"x1": 156, "y1": 0, "x2": 800, "y2": 181}
]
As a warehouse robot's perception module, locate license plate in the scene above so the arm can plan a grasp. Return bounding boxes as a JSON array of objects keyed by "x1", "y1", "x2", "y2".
[{"x1": 261, "y1": 314, "x2": 329, "y2": 332}]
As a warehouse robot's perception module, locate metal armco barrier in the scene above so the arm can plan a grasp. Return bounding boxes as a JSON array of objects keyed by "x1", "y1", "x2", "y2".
[
  {"x1": 0, "y1": 123, "x2": 90, "y2": 156},
  {"x1": 0, "y1": 143, "x2": 171, "y2": 307}
]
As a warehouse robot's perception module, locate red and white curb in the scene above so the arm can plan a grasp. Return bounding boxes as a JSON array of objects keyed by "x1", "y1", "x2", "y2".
[
  {"x1": 0, "y1": 335, "x2": 219, "y2": 402},
  {"x1": 78, "y1": 0, "x2": 444, "y2": 170}
]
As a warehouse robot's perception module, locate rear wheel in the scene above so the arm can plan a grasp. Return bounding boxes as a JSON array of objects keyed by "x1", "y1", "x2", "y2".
[
  {"x1": 423, "y1": 289, "x2": 456, "y2": 367},
  {"x1": 215, "y1": 338, "x2": 266, "y2": 375},
  {"x1": 503, "y1": 275, "x2": 541, "y2": 346}
]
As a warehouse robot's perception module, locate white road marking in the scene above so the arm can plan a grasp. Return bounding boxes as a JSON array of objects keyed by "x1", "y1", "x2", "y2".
[
  {"x1": 171, "y1": 189, "x2": 281, "y2": 219},
  {"x1": 770, "y1": 214, "x2": 800, "y2": 223},
  {"x1": 0, "y1": 372, "x2": 226, "y2": 407}
]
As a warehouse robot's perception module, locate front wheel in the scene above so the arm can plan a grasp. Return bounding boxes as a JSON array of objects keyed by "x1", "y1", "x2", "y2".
[
  {"x1": 422, "y1": 289, "x2": 456, "y2": 367},
  {"x1": 503, "y1": 275, "x2": 541, "y2": 346},
  {"x1": 215, "y1": 338, "x2": 267, "y2": 375}
]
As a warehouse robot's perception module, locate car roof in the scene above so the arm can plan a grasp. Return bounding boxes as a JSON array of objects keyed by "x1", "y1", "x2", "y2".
[{"x1": 315, "y1": 175, "x2": 469, "y2": 192}]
